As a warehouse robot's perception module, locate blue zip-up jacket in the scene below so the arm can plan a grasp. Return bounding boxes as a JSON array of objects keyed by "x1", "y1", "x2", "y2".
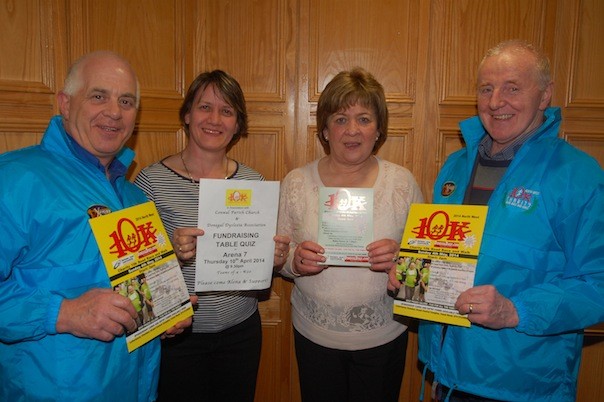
[
  {"x1": 0, "y1": 116, "x2": 160, "y2": 401},
  {"x1": 418, "y1": 107, "x2": 604, "y2": 402}
]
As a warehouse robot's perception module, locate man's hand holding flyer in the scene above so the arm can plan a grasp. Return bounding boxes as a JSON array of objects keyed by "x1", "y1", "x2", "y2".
[
  {"x1": 90, "y1": 201, "x2": 193, "y2": 351},
  {"x1": 393, "y1": 203, "x2": 488, "y2": 327}
]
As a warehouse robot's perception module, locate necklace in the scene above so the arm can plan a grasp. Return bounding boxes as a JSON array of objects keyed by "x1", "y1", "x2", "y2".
[{"x1": 180, "y1": 151, "x2": 230, "y2": 182}]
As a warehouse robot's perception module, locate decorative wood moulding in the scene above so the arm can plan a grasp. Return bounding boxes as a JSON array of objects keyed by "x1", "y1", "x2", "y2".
[
  {"x1": 563, "y1": 131, "x2": 604, "y2": 143},
  {"x1": 0, "y1": 96, "x2": 55, "y2": 131},
  {"x1": 308, "y1": 126, "x2": 413, "y2": 169},
  {"x1": 308, "y1": 0, "x2": 420, "y2": 104},
  {"x1": 439, "y1": 0, "x2": 550, "y2": 105},
  {"x1": 566, "y1": 0, "x2": 604, "y2": 108},
  {"x1": 565, "y1": 99, "x2": 604, "y2": 109},
  {"x1": 561, "y1": 131, "x2": 604, "y2": 166},
  {"x1": 437, "y1": 129, "x2": 465, "y2": 166},
  {"x1": 0, "y1": 80, "x2": 55, "y2": 94},
  {"x1": 228, "y1": 126, "x2": 285, "y2": 180},
  {"x1": 196, "y1": 0, "x2": 287, "y2": 103}
]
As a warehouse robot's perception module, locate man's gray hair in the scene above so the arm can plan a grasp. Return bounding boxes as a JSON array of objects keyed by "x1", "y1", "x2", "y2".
[
  {"x1": 480, "y1": 39, "x2": 552, "y2": 90},
  {"x1": 62, "y1": 51, "x2": 140, "y2": 108}
]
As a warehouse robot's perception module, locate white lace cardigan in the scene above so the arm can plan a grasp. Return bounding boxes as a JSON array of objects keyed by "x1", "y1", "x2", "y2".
[{"x1": 277, "y1": 157, "x2": 424, "y2": 350}]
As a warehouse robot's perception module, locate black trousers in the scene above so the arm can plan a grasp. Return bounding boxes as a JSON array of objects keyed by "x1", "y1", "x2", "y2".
[
  {"x1": 435, "y1": 383, "x2": 503, "y2": 402},
  {"x1": 157, "y1": 310, "x2": 262, "y2": 402},
  {"x1": 294, "y1": 328, "x2": 408, "y2": 402}
]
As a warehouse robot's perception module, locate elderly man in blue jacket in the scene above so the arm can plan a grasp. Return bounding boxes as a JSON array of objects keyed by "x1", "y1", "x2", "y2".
[
  {"x1": 0, "y1": 51, "x2": 191, "y2": 401},
  {"x1": 391, "y1": 40, "x2": 604, "y2": 402}
]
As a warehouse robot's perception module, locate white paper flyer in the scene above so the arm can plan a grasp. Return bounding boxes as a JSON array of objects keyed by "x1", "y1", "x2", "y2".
[{"x1": 195, "y1": 179, "x2": 280, "y2": 291}]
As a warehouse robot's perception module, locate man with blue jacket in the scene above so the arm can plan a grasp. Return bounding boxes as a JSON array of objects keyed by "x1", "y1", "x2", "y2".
[
  {"x1": 416, "y1": 40, "x2": 604, "y2": 401},
  {"x1": 0, "y1": 51, "x2": 190, "y2": 401}
]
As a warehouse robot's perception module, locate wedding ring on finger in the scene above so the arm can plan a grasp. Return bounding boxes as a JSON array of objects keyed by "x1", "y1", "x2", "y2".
[{"x1": 469, "y1": 303, "x2": 474, "y2": 314}]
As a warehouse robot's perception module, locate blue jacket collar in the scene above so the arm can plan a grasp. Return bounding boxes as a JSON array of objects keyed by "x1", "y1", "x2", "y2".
[
  {"x1": 40, "y1": 115, "x2": 136, "y2": 171},
  {"x1": 459, "y1": 107, "x2": 562, "y2": 151}
]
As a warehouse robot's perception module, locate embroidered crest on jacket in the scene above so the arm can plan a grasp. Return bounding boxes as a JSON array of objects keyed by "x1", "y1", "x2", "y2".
[{"x1": 505, "y1": 187, "x2": 539, "y2": 211}]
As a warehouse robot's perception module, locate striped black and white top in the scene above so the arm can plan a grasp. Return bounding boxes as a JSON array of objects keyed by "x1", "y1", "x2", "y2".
[{"x1": 134, "y1": 159, "x2": 264, "y2": 333}]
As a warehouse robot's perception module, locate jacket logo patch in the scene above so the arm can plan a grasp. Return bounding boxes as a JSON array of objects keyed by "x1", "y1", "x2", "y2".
[
  {"x1": 441, "y1": 181, "x2": 456, "y2": 197},
  {"x1": 87, "y1": 204, "x2": 112, "y2": 218},
  {"x1": 505, "y1": 187, "x2": 539, "y2": 211}
]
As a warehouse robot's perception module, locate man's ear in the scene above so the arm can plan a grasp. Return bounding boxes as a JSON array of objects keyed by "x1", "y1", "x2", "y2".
[
  {"x1": 539, "y1": 82, "x2": 553, "y2": 111},
  {"x1": 57, "y1": 91, "x2": 70, "y2": 119}
]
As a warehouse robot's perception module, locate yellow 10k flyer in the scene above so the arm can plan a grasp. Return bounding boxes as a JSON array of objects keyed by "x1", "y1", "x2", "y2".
[
  {"x1": 89, "y1": 201, "x2": 193, "y2": 352},
  {"x1": 393, "y1": 203, "x2": 488, "y2": 327}
]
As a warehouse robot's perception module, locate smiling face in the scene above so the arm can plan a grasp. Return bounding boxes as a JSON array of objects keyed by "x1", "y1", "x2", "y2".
[
  {"x1": 477, "y1": 49, "x2": 552, "y2": 154},
  {"x1": 58, "y1": 53, "x2": 138, "y2": 167},
  {"x1": 185, "y1": 83, "x2": 239, "y2": 153},
  {"x1": 323, "y1": 103, "x2": 379, "y2": 167}
]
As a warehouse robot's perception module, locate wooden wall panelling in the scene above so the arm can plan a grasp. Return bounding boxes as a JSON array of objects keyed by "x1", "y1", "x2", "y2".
[
  {"x1": 402, "y1": 2, "x2": 434, "y2": 399},
  {"x1": 126, "y1": 130, "x2": 184, "y2": 179},
  {"x1": 0, "y1": 132, "x2": 43, "y2": 154},
  {"x1": 193, "y1": 0, "x2": 292, "y2": 189},
  {"x1": 307, "y1": 0, "x2": 419, "y2": 104},
  {"x1": 376, "y1": 128, "x2": 414, "y2": 169},
  {"x1": 66, "y1": 0, "x2": 187, "y2": 181},
  {"x1": 194, "y1": 0, "x2": 292, "y2": 176},
  {"x1": 67, "y1": 0, "x2": 187, "y2": 100},
  {"x1": 439, "y1": 0, "x2": 553, "y2": 105},
  {"x1": 0, "y1": 0, "x2": 66, "y2": 148},
  {"x1": 576, "y1": 325, "x2": 604, "y2": 402},
  {"x1": 553, "y1": 0, "x2": 604, "y2": 167},
  {"x1": 552, "y1": 2, "x2": 604, "y2": 398},
  {"x1": 425, "y1": 0, "x2": 558, "y2": 202},
  {"x1": 436, "y1": 129, "x2": 466, "y2": 173},
  {"x1": 196, "y1": 0, "x2": 285, "y2": 101},
  {"x1": 306, "y1": 0, "x2": 422, "y2": 177},
  {"x1": 255, "y1": 315, "x2": 283, "y2": 402},
  {"x1": 565, "y1": 0, "x2": 604, "y2": 108},
  {"x1": 294, "y1": 0, "x2": 311, "y2": 173},
  {"x1": 564, "y1": 132, "x2": 604, "y2": 167},
  {"x1": 227, "y1": 127, "x2": 285, "y2": 180},
  {"x1": 308, "y1": 127, "x2": 324, "y2": 162},
  {"x1": 406, "y1": 0, "x2": 434, "y2": 202}
]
